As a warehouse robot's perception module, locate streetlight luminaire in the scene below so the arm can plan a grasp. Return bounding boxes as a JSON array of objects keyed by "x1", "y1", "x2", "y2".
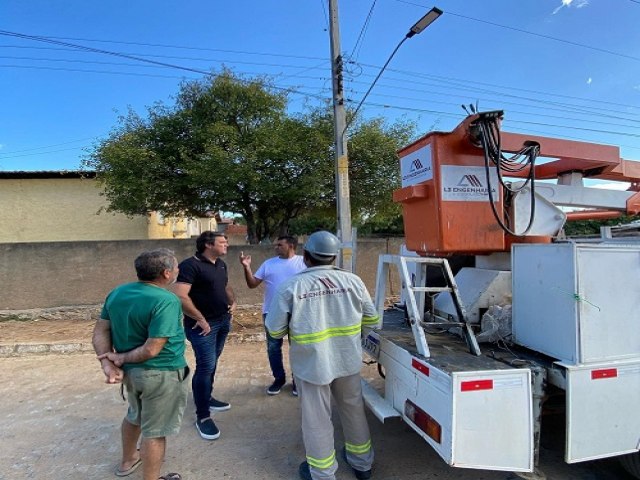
[
  {"x1": 407, "y1": 7, "x2": 443, "y2": 38},
  {"x1": 343, "y1": 6, "x2": 443, "y2": 135}
]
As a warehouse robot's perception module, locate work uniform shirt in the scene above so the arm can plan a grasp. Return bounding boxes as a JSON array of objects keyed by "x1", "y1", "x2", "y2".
[
  {"x1": 266, "y1": 265, "x2": 379, "y2": 385},
  {"x1": 177, "y1": 253, "x2": 230, "y2": 328}
]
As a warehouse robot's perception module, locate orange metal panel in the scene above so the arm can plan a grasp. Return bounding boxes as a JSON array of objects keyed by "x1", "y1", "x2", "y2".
[
  {"x1": 395, "y1": 114, "x2": 640, "y2": 256},
  {"x1": 596, "y1": 159, "x2": 640, "y2": 183},
  {"x1": 500, "y1": 132, "x2": 620, "y2": 163},
  {"x1": 626, "y1": 191, "x2": 640, "y2": 215},
  {"x1": 565, "y1": 211, "x2": 623, "y2": 221},
  {"x1": 395, "y1": 123, "x2": 505, "y2": 255}
]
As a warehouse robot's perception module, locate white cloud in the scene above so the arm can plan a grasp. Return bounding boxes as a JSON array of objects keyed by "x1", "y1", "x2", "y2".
[
  {"x1": 552, "y1": 0, "x2": 589, "y2": 15},
  {"x1": 586, "y1": 77, "x2": 592, "y2": 85}
]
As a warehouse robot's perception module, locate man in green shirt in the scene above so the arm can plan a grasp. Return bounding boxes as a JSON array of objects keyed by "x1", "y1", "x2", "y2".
[{"x1": 93, "y1": 249, "x2": 188, "y2": 480}]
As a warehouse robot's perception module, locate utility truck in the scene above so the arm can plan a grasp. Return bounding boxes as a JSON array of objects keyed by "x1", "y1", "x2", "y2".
[{"x1": 361, "y1": 111, "x2": 640, "y2": 478}]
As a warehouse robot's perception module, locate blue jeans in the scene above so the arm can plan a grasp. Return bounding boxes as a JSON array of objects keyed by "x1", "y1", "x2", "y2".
[
  {"x1": 264, "y1": 314, "x2": 285, "y2": 381},
  {"x1": 185, "y1": 314, "x2": 231, "y2": 420}
]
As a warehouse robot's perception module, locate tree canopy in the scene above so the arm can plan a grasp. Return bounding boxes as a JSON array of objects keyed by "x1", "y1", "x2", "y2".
[{"x1": 84, "y1": 71, "x2": 416, "y2": 243}]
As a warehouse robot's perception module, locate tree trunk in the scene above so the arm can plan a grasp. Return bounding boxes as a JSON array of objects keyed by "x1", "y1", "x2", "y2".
[{"x1": 243, "y1": 210, "x2": 259, "y2": 245}]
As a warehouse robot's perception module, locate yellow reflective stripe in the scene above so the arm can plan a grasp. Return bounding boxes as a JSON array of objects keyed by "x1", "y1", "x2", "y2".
[
  {"x1": 345, "y1": 439, "x2": 372, "y2": 454},
  {"x1": 291, "y1": 324, "x2": 361, "y2": 345},
  {"x1": 362, "y1": 315, "x2": 379, "y2": 325},
  {"x1": 268, "y1": 328, "x2": 288, "y2": 339},
  {"x1": 306, "y1": 450, "x2": 336, "y2": 469}
]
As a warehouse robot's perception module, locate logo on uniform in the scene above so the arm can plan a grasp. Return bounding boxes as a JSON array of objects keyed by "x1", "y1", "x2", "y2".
[
  {"x1": 319, "y1": 277, "x2": 338, "y2": 289},
  {"x1": 297, "y1": 278, "x2": 351, "y2": 300}
]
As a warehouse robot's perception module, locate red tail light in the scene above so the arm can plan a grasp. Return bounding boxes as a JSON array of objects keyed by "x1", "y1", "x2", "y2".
[{"x1": 405, "y1": 400, "x2": 442, "y2": 444}]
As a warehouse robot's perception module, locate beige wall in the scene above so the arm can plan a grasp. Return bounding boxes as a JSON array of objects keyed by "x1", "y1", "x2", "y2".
[
  {"x1": 0, "y1": 238, "x2": 404, "y2": 310},
  {"x1": 0, "y1": 178, "x2": 149, "y2": 243},
  {"x1": 147, "y1": 213, "x2": 218, "y2": 239}
]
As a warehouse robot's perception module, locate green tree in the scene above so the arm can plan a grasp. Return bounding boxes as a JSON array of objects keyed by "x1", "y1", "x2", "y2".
[
  {"x1": 299, "y1": 107, "x2": 416, "y2": 234},
  {"x1": 563, "y1": 215, "x2": 638, "y2": 236},
  {"x1": 85, "y1": 71, "x2": 416, "y2": 242}
]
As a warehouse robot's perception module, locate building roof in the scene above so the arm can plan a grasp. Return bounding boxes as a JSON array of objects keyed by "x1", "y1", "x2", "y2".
[{"x1": 0, "y1": 170, "x2": 96, "y2": 179}]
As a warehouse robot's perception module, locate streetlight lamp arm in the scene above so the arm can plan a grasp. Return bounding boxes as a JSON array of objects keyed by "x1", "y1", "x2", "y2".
[
  {"x1": 342, "y1": 6, "x2": 443, "y2": 137},
  {"x1": 343, "y1": 36, "x2": 407, "y2": 136}
]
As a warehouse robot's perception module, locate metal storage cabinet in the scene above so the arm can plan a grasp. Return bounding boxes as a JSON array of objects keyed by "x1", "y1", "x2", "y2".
[{"x1": 512, "y1": 243, "x2": 640, "y2": 364}]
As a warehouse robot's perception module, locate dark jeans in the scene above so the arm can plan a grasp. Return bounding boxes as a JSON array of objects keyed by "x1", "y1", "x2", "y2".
[
  {"x1": 185, "y1": 314, "x2": 231, "y2": 420},
  {"x1": 264, "y1": 313, "x2": 285, "y2": 381}
]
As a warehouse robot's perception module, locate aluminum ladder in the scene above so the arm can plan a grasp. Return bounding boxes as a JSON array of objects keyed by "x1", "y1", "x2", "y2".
[{"x1": 374, "y1": 254, "x2": 481, "y2": 357}]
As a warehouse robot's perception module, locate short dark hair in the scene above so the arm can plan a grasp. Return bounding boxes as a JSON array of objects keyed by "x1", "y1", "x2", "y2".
[
  {"x1": 196, "y1": 231, "x2": 227, "y2": 253},
  {"x1": 277, "y1": 235, "x2": 298, "y2": 249},
  {"x1": 134, "y1": 249, "x2": 177, "y2": 281}
]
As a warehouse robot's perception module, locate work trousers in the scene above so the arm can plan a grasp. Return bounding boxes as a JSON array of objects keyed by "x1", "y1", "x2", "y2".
[{"x1": 297, "y1": 373, "x2": 374, "y2": 480}]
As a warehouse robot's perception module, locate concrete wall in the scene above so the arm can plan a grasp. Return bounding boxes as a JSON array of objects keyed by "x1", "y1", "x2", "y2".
[
  {"x1": 0, "y1": 238, "x2": 403, "y2": 310},
  {"x1": 0, "y1": 177, "x2": 149, "y2": 242},
  {"x1": 147, "y1": 213, "x2": 219, "y2": 240}
]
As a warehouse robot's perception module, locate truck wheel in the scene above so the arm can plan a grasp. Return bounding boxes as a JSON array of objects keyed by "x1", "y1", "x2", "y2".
[{"x1": 620, "y1": 451, "x2": 640, "y2": 479}]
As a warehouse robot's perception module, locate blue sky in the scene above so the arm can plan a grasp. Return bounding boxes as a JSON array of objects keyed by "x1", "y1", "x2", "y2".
[{"x1": 1, "y1": 0, "x2": 639, "y2": 180}]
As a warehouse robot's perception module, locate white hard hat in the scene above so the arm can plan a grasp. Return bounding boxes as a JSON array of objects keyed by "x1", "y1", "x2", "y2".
[{"x1": 304, "y1": 231, "x2": 340, "y2": 260}]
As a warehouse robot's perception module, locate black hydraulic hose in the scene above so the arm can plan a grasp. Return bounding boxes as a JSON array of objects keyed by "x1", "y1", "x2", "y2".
[{"x1": 479, "y1": 119, "x2": 538, "y2": 236}]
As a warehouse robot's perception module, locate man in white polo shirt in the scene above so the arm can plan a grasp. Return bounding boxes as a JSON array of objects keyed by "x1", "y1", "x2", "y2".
[{"x1": 239, "y1": 235, "x2": 305, "y2": 395}]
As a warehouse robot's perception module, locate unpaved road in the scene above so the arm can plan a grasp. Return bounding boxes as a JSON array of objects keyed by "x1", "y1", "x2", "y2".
[
  {"x1": 0, "y1": 343, "x2": 633, "y2": 480},
  {"x1": 0, "y1": 304, "x2": 264, "y2": 344}
]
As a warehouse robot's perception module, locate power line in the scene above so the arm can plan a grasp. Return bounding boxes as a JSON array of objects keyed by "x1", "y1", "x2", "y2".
[
  {"x1": 345, "y1": 74, "x2": 640, "y2": 123},
  {"x1": 5, "y1": 45, "x2": 637, "y2": 122},
  {"x1": 342, "y1": 84, "x2": 640, "y2": 131},
  {"x1": 393, "y1": 0, "x2": 640, "y2": 62},
  {"x1": 4, "y1": 32, "x2": 638, "y2": 114},
  {"x1": 0, "y1": 138, "x2": 95, "y2": 155},
  {"x1": 6, "y1": 60, "x2": 639, "y2": 139},
  {"x1": 0, "y1": 30, "x2": 219, "y2": 76},
  {"x1": 377, "y1": 65, "x2": 640, "y2": 111},
  {"x1": 0, "y1": 31, "x2": 331, "y2": 102},
  {"x1": 0, "y1": 146, "x2": 85, "y2": 159},
  {"x1": 351, "y1": 99, "x2": 640, "y2": 139},
  {"x1": 0, "y1": 63, "x2": 194, "y2": 80},
  {"x1": 0, "y1": 53, "x2": 329, "y2": 73},
  {"x1": 344, "y1": 61, "x2": 640, "y2": 120},
  {"x1": 5, "y1": 54, "x2": 638, "y2": 132},
  {"x1": 3, "y1": 18, "x2": 639, "y2": 161},
  {"x1": 319, "y1": 0, "x2": 330, "y2": 30},
  {"x1": 1, "y1": 35, "x2": 327, "y2": 61},
  {"x1": 349, "y1": 0, "x2": 378, "y2": 61}
]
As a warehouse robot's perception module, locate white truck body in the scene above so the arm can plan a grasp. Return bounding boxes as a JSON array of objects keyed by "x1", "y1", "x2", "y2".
[{"x1": 362, "y1": 237, "x2": 640, "y2": 475}]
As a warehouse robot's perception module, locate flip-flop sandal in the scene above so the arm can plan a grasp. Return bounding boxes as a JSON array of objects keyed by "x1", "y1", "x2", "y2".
[
  {"x1": 158, "y1": 474, "x2": 181, "y2": 480},
  {"x1": 115, "y1": 458, "x2": 142, "y2": 477}
]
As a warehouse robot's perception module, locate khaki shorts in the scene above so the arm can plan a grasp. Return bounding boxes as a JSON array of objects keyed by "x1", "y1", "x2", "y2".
[{"x1": 124, "y1": 366, "x2": 190, "y2": 438}]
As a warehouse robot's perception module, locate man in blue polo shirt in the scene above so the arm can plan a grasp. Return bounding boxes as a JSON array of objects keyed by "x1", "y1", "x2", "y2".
[{"x1": 174, "y1": 231, "x2": 236, "y2": 441}]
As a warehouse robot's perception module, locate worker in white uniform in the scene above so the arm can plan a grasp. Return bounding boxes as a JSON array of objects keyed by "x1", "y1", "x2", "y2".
[{"x1": 266, "y1": 231, "x2": 380, "y2": 480}]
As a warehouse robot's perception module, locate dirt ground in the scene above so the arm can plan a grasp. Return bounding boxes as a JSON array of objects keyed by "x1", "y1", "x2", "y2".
[
  {"x1": 1, "y1": 343, "x2": 634, "y2": 480},
  {"x1": 0, "y1": 303, "x2": 637, "y2": 479},
  {"x1": 0, "y1": 304, "x2": 264, "y2": 344}
]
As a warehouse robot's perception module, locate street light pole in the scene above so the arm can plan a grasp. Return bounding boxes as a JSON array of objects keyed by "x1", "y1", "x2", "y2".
[
  {"x1": 327, "y1": 3, "x2": 442, "y2": 272},
  {"x1": 328, "y1": 0, "x2": 353, "y2": 271}
]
